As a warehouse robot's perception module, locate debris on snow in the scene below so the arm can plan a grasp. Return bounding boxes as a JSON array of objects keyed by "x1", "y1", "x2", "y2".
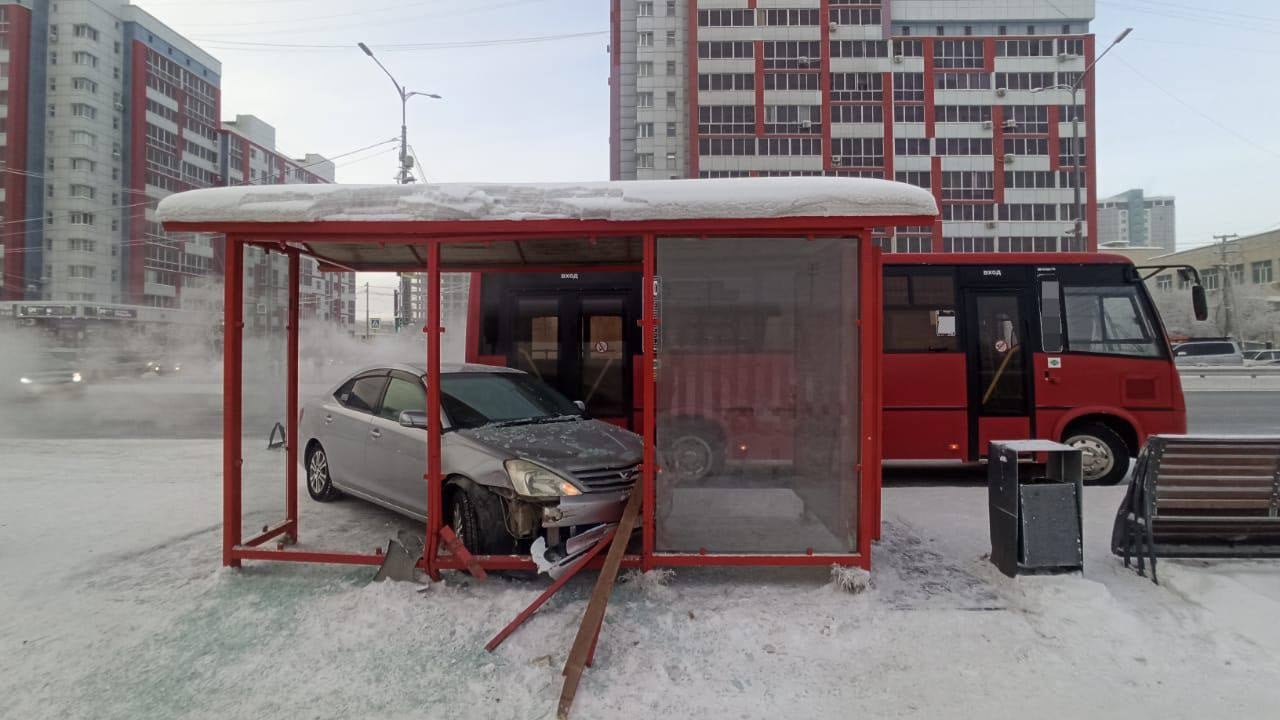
[
  {"x1": 622, "y1": 568, "x2": 675, "y2": 597},
  {"x1": 829, "y1": 565, "x2": 871, "y2": 594}
]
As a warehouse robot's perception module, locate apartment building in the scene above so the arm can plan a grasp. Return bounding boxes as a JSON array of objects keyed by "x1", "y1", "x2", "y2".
[
  {"x1": 610, "y1": 0, "x2": 1101, "y2": 252},
  {"x1": 1098, "y1": 188, "x2": 1175, "y2": 252},
  {"x1": 0, "y1": 1, "x2": 353, "y2": 334}
]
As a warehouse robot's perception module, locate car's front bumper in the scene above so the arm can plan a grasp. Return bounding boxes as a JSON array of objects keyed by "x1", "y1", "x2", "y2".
[{"x1": 541, "y1": 489, "x2": 630, "y2": 528}]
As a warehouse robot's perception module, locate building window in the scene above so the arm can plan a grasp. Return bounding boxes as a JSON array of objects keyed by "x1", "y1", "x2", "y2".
[
  {"x1": 994, "y1": 72, "x2": 1056, "y2": 91},
  {"x1": 894, "y1": 171, "x2": 931, "y2": 189},
  {"x1": 758, "y1": 138, "x2": 822, "y2": 156},
  {"x1": 666, "y1": 122, "x2": 677, "y2": 137},
  {"x1": 698, "y1": 137, "x2": 756, "y2": 156},
  {"x1": 68, "y1": 265, "x2": 96, "y2": 279},
  {"x1": 71, "y1": 76, "x2": 98, "y2": 93},
  {"x1": 933, "y1": 40, "x2": 984, "y2": 69},
  {"x1": 637, "y1": 2, "x2": 653, "y2": 17},
  {"x1": 699, "y1": 9, "x2": 755, "y2": 27},
  {"x1": 666, "y1": 60, "x2": 677, "y2": 76},
  {"x1": 73, "y1": 24, "x2": 100, "y2": 41},
  {"x1": 941, "y1": 204, "x2": 995, "y2": 222},
  {"x1": 936, "y1": 105, "x2": 991, "y2": 123},
  {"x1": 831, "y1": 138, "x2": 884, "y2": 168},
  {"x1": 701, "y1": 72, "x2": 754, "y2": 91},
  {"x1": 1027, "y1": 25, "x2": 1036, "y2": 35},
  {"x1": 998, "y1": 204, "x2": 1057, "y2": 222},
  {"x1": 832, "y1": 104, "x2": 884, "y2": 124},
  {"x1": 666, "y1": 30, "x2": 676, "y2": 47},
  {"x1": 70, "y1": 184, "x2": 95, "y2": 199},
  {"x1": 72, "y1": 50, "x2": 99, "y2": 67},
  {"x1": 762, "y1": 41, "x2": 820, "y2": 69},
  {"x1": 70, "y1": 158, "x2": 96, "y2": 171},
  {"x1": 832, "y1": 72, "x2": 884, "y2": 101},
  {"x1": 636, "y1": 153, "x2": 654, "y2": 169},
  {"x1": 666, "y1": 90, "x2": 677, "y2": 108},
  {"x1": 831, "y1": 41, "x2": 888, "y2": 58},
  {"x1": 69, "y1": 238, "x2": 96, "y2": 252},
  {"x1": 666, "y1": 1, "x2": 676, "y2": 16},
  {"x1": 1252, "y1": 260, "x2": 1274, "y2": 284},
  {"x1": 698, "y1": 41, "x2": 754, "y2": 59},
  {"x1": 71, "y1": 102, "x2": 98, "y2": 119},
  {"x1": 893, "y1": 105, "x2": 925, "y2": 123},
  {"x1": 937, "y1": 138, "x2": 993, "y2": 156},
  {"x1": 1156, "y1": 275, "x2": 1173, "y2": 292},
  {"x1": 997, "y1": 40, "x2": 1055, "y2": 57},
  {"x1": 638, "y1": 61, "x2": 653, "y2": 77},
  {"x1": 68, "y1": 211, "x2": 96, "y2": 226},
  {"x1": 998, "y1": 25, "x2": 1007, "y2": 36},
  {"x1": 638, "y1": 32, "x2": 653, "y2": 48},
  {"x1": 894, "y1": 138, "x2": 930, "y2": 156},
  {"x1": 764, "y1": 105, "x2": 822, "y2": 134},
  {"x1": 638, "y1": 122, "x2": 654, "y2": 138},
  {"x1": 763, "y1": 72, "x2": 817, "y2": 91},
  {"x1": 941, "y1": 171, "x2": 994, "y2": 200},
  {"x1": 698, "y1": 105, "x2": 754, "y2": 134},
  {"x1": 934, "y1": 72, "x2": 991, "y2": 90},
  {"x1": 665, "y1": 152, "x2": 677, "y2": 169},
  {"x1": 1230, "y1": 264, "x2": 1245, "y2": 285},
  {"x1": 637, "y1": 92, "x2": 653, "y2": 108},
  {"x1": 762, "y1": 8, "x2": 819, "y2": 26},
  {"x1": 70, "y1": 130, "x2": 97, "y2": 147}
]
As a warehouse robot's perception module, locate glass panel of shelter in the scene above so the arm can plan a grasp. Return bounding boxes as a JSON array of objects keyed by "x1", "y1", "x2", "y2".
[{"x1": 653, "y1": 237, "x2": 861, "y2": 554}]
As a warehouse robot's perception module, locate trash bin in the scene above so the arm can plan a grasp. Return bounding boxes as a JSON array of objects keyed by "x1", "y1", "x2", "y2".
[{"x1": 988, "y1": 440, "x2": 1084, "y2": 577}]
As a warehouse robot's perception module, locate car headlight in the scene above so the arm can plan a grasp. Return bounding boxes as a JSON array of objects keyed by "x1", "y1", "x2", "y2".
[
  {"x1": 19, "y1": 377, "x2": 32, "y2": 384},
  {"x1": 504, "y1": 459, "x2": 582, "y2": 498},
  {"x1": 72, "y1": 372, "x2": 82, "y2": 383}
]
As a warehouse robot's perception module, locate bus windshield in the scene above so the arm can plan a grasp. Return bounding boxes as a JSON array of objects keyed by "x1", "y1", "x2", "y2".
[{"x1": 1060, "y1": 284, "x2": 1162, "y2": 357}]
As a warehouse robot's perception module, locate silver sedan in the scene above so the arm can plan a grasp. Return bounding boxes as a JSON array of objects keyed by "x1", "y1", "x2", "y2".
[{"x1": 299, "y1": 363, "x2": 642, "y2": 555}]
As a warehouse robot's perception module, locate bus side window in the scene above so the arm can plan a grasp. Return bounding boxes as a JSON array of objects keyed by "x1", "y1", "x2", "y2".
[
  {"x1": 1040, "y1": 279, "x2": 1063, "y2": 352},
  {"x1": 884, "y1": 270, "x2": 959, "y2": 353}
]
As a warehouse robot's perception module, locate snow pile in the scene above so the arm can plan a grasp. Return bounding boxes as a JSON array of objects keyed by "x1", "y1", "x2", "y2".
[{"x1": 156, "y1": 177, "x2": 938, "y2": 226}]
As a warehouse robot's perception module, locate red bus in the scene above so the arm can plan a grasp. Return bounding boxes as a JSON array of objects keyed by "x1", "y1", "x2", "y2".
[{"x1": 463, "y1": 252, "x2": 1203, "y2": 486}]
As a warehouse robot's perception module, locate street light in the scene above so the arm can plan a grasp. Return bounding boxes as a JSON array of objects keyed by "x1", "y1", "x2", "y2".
[
  {"x1": 1030, "y1": 27, "x2": 1132, "y2": 250},
  {"x1": 356, "y1": 42, "x2": 442, "y2": 184}
]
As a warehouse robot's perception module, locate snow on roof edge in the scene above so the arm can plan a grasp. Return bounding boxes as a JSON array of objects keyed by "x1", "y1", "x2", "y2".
[{"x1": 156, "y1": 178, "x2": 938, "y2": 227}]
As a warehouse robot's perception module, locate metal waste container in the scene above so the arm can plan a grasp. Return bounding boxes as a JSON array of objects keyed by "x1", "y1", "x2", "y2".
[{"x1": 988, "y1": 440, "x2": 1084, "y2": 577}]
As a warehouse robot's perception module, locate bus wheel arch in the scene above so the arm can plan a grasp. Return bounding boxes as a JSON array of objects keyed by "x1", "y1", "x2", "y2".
[{"x1": 1060, "y1": 413, "x2": 1138, "y2": 486}]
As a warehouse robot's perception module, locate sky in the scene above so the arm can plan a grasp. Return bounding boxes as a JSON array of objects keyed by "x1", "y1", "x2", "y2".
[{"x1": 136, "y1": 0, "x2": 1280, "y2": 320}]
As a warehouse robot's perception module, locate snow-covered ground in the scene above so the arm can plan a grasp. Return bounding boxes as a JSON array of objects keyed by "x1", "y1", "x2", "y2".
[{"x1": 3, "y1": 439, "x2": 1279, "y2": 719}]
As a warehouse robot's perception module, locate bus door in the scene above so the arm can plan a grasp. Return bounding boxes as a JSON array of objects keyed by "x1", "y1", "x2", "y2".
[
  {"x1": 960, "y1": 268, "x2": 1035, "y2": 459},
  {"x1": 507, "y1": 290, "x2": 634, "y2": 427}
]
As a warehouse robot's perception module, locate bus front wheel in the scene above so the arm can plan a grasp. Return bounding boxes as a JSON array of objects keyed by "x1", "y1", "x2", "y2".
[{"x1": 1063, "y1": 422, "x2": 1130, "y2": 486}]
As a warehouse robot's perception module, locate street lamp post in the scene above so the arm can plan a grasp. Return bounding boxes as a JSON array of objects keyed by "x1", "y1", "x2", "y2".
[
  {"x1": 357, "y1": 42, "x2": 441, "y2": 184},
  {"x1": 1030, "y1": 27, "x2": 1131, "y2": 250}
]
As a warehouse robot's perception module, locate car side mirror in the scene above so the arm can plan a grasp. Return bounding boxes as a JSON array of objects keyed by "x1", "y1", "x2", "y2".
[
  {"x1": 573, "y1": 400, "x2": 587, "y2": 413},
  {"x1": 399, "y1": 410, "x2": 428, "y2": 429},
  {"x1": 1191, "y1": 284, "x2": 1209, "y2": 321}
]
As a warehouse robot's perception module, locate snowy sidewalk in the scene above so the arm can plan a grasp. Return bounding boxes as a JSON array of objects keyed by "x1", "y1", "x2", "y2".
[{"x1": 3, "y1": 439, "x2": 1279, "y2": 719}]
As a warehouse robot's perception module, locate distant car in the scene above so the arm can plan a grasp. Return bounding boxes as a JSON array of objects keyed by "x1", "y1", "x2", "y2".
[
  {"x1": 1172, "y1": 339, "x2": 1244, "y2": 366},
  {"x1": 13, "y1": 358, "x2": 85, "y2": 398},
  {"x1": 299, "y1": 363, "x2": 642, "y2": 555},
  {"x1": 1244, "y1": 349, "x2": 1280, "y2": 365}
]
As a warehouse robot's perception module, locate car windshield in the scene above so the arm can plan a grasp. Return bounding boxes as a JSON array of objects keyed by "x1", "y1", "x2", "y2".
[{"x1": 440, "y1": 372, "x2": 582, "y2": 430}]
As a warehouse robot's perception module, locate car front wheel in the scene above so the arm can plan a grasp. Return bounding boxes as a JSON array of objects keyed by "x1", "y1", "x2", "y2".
[
  {"x1": 448, "y1": 483, "x2": 514, "y2": 556},
  {"x1": 306, "y1": 444, "x2": 341, "y2": 501}
]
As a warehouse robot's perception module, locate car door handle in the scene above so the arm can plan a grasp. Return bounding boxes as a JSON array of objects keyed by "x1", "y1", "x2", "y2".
[
  {"x1": 323, "y1": 414, "x2": 334, "y2": 424},
  {"x1": 370, "y1": 428, "x2": 382, "y2": 439}
]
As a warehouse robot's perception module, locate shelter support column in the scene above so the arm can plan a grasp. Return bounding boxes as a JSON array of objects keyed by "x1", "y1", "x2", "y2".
[
  {"x1": 641, "y1": 234, "x2": 656, "y2": 569},
  {"x1": 424, "y1": 240, "x2": 443, "y2": 580},
  {"x1": 223, "y1": 236, "x2": 244, "y2": 567},
  {"x1": 286, "y1": 249, "x2": 300, "y2": 543}
]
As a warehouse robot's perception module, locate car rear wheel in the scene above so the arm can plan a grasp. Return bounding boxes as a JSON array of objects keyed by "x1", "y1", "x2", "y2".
[
  {"x1": 1064, "y1": 423, "x2": 1129, "y2": 486},
  {"x1": 448, "y1": 483, "x2": 514, "y2": 556},
  {"x1": 305, "y1": 444, "x2": 341, "y2": 501}
]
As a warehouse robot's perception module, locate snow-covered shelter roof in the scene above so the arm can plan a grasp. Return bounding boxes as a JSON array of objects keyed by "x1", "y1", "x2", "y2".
[
  {"x1": 159, "y1": 178, "x2": 936, "y2": 225},
  {"x1": 157, "y1": 178, "x2": 937, "y2": 271}
]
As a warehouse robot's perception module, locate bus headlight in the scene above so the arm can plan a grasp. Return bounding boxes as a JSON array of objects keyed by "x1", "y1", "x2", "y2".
[
  {"x1": 72, "y1": 372, "x2": 83, "y2": 383},
  {"x1": 504, "y1": 459, "x2": 582, "y2": 498}
]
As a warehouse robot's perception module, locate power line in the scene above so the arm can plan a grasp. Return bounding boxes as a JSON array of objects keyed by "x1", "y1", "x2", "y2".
[
  {"x1": 196, "y1": 30, "x2": 607, "y2": 53},
  {"x1": 1114, "y1": 57, "x2": 1280, "y2": 160}
]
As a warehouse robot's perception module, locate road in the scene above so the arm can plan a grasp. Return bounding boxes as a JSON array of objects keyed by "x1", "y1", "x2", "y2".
[
  {"x1": 1186, "y1": 391, "x2": 1280, "y2": 434},
  {"x1": 1, "y1": 380, "x2": 1276, "y2": 440}
]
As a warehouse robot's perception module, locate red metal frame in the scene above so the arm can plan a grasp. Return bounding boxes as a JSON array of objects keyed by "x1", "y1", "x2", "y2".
[{"x1": 180, "y1": 211, "x2": 935, "y2": 574}]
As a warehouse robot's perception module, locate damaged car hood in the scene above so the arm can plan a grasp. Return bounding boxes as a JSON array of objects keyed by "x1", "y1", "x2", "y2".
[{"x1": 457, "y1": 419, "x2": 642, "y2": 471}]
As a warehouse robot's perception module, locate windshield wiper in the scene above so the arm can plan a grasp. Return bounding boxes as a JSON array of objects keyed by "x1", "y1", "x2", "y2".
[{"x1": 488, "y1": 414, "x2": 581, "y2": 428}]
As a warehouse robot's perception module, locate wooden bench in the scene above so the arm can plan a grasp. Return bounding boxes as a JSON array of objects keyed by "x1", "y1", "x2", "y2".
[{"x1": 1111, "y1": 435, "x2": 1280, "y2": 583}]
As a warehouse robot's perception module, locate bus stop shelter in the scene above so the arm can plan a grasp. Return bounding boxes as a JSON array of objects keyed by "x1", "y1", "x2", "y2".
[{"x1": 157, "y1": 177, "x2": 937, "y2": 577}]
